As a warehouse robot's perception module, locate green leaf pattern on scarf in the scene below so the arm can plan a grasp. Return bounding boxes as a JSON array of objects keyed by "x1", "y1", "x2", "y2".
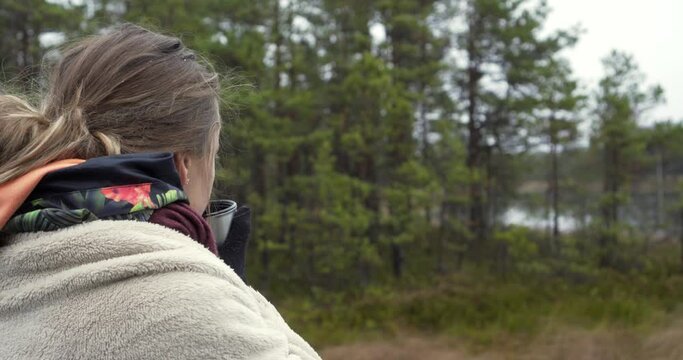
[{"x1": 3, "y1": 182, "x2": 188, "y2": 233}]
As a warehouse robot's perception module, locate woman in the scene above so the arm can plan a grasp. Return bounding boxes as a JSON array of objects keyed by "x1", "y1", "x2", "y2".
[{"x1": 0, "y1": 24, "x2": 320, "y2": 359}]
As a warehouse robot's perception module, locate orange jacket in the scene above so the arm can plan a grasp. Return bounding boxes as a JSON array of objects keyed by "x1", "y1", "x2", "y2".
[{"x1": 0, "y1": 160, "x2": 84, "y2": 229}]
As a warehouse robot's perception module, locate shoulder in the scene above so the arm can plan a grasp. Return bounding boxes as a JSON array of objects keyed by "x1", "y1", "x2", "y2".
[
  {"x1": 1, "y1": 220, "x2": 231, "y2": 289},
  {"x1": 0, "y1": 221, "x2": 321, "y2": 359},
  {"x1": 84, "y1": 225, "x2": 321, "y2": 359},
  {"x1": 100, "y1": 271, "x2": 291, "y2": 359}
]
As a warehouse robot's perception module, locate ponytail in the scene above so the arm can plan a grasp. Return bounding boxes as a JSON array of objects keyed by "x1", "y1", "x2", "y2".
[
  {"x1": 0, "y1": 95, "x2": 51, "y2": 183},
  {"x1": 0, "y1": 93, "x2": 122, "y2": 184}
]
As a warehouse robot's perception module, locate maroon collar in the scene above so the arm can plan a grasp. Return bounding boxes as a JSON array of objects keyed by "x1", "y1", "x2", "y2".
[{"x1": 149, "y1": 202, "x2": 218, "y2": 255}]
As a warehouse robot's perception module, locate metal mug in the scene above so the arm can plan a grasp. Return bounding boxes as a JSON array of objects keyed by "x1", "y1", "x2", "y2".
[{"x1": 204, "y1": 199, "x2": 237, "y2": 246}]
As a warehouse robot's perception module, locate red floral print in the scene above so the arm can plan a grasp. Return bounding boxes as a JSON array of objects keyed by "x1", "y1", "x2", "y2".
[{"x1": 101, "y1": 183, "x2": 155, "y2": 208}]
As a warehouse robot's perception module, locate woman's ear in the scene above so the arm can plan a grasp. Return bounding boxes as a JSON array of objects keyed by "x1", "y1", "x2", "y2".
[{"x1": 173, "y1": 152, "x2": 191, "y2": 187}]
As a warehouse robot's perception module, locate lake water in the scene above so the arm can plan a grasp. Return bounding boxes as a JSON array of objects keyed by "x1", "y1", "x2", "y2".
[{"x1": 501, "y1": 207, "x2": 582, "y2": 232}]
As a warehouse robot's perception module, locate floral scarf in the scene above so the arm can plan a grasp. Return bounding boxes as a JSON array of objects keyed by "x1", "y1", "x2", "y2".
[{"x1": 3, "y1": 153, "x2": 188, "y2": 233}]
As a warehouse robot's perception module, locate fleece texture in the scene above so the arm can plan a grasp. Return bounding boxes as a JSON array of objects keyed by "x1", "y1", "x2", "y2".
[{"x1": 0, "y1": 220, "x2": 321, "y2": 360}]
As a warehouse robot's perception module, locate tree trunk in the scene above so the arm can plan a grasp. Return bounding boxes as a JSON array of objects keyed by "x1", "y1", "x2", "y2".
[
  {"x1": 436, "y1": 202, "x2": 446, "y2": 274},
  {"x1": 656, "y1": 152, "x2": 664, "y2": 228},
  {"x1": 600, "y1": 144, "x2": 620, "y2": 267},
  {"x1": 465, "y1": 17, "x2": 486, "y2": 259},
  {"x1": 680, "y1": 209, "x2": 683, "y2": 273},
  {"x1": 391, "y1": 242, "x2": 404, "y2": 279},
  {"x1": 272, "y1": 0, "x2": 282, "y2": 92},
  {"x1": 550, "y1": 134, "x2": 560, "y2": 254}
]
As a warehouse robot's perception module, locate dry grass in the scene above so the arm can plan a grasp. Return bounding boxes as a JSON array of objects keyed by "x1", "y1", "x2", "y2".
[
  {"x1": 322, "y1": 336, "x2": 469, "y2": 360},
  {"x1": 321, "y1": 319, "x2": 683, "y2": 360}
]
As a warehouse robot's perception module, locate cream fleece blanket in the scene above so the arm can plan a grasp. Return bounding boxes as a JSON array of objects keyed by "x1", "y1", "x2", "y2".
[{"x1": 0, "y1": 220, "x2": 321, "y2": 360}]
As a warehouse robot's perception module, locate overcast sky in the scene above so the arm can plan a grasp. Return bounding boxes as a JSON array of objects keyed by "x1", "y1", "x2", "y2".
[{"x1": 545, "y1": 0, "x2": 682, "y2": 123}]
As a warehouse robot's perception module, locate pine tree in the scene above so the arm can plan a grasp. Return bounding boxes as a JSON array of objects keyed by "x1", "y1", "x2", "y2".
[
  {"x1": 375, "y1": 0, "x2": 453, "y2": 278},
  {"x1": 593, "y1": 50, "x2": 663, "y2": 267},
  {"x1": 534, "y1": 58, "x2": 585, "y2": 252},
  {"x1": 454, "y1": 0, "x2": 577, "y2": 261}
]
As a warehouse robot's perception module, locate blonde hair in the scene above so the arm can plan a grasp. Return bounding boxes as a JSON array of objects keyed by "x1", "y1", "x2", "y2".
[{"x1": 0, "y1": 24, "x2": 220, "y2": 184}]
